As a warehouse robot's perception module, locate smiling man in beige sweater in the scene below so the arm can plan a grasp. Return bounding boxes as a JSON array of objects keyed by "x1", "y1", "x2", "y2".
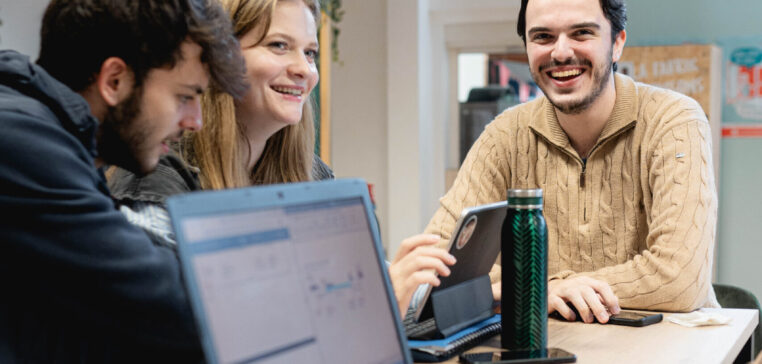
[{"x1": 425, "y1": 0, "x2": 719, "y2": 324}]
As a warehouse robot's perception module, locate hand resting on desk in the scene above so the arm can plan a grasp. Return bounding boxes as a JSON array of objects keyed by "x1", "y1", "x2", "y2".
[
  {"x1": 389, "y1": 234, "x2": 456, "y2": 315},
  {"x1": 548, "y1": 276, "x2": 620, "y2": 324}
]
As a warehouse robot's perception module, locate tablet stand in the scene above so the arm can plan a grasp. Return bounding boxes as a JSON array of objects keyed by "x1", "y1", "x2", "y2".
[{"x1": 430, "y1": 274, "x2": 494, "y2": 338}]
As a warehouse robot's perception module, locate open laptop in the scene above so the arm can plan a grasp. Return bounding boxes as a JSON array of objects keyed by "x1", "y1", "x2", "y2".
[{"x1": 166, "y1": 179, "x2": 412, "y2": 364}]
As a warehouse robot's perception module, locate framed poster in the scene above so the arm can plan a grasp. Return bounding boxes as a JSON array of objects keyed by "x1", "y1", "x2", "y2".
[
  {"x1": 720, "y1": 38, "x2": 762, "y2": 123},
  {"x1": 618, "y1": 44, "x2": 721, "y2": 120}
]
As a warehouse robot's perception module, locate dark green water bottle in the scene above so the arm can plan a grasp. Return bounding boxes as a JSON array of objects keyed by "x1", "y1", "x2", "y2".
[{"x1": 501, "y1": 189, "x2": 547, "y2": 351}]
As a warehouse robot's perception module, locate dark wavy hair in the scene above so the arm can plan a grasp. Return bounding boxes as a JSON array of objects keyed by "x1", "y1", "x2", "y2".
[
  {"x1": 37, "y1": 0, "x2": 248, "y2": 98},
  {"x1": 517, "y1": 0, "x2": 626, "y2": 44},
  {"x1": 517, "y1": 0, "x2": 627, "y2": 50}
]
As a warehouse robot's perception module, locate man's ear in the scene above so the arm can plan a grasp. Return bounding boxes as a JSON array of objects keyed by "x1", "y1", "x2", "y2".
[
  {"x1": 95, "y1": 57, "x2": 134, "y2": 106},
  {"x1": 612, "y1": 30, "x2": 627, "y2": 63}
]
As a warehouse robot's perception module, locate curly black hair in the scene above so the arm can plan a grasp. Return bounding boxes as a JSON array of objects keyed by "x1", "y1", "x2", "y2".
[
  {"x1": 517, "y1": 0, "x2": 627, "y2": 45},
  {"x1": 37, "y1": 0, "x2": 248, "y2": 98}
]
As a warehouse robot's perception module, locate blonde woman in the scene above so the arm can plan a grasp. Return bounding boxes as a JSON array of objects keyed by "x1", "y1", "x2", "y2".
[{"x1": 109, "y1": 0, "x2": 454, "y2": 315}]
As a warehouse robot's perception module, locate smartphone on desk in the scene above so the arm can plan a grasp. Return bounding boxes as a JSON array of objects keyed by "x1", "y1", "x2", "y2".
[
  {"x1": 460, "y1": 348, "x2": 576, "y2": 363},
  {"x1": 607, "y1": 311, "x2": 663, "y2": 327},
  {"x1": 550, "y1": 306, "x2": 662, "y2": 327}
]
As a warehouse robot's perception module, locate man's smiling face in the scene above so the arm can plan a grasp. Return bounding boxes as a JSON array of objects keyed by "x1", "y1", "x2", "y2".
[{"x1": 524, "y1": 0, "x2": 625, "y2": 115}]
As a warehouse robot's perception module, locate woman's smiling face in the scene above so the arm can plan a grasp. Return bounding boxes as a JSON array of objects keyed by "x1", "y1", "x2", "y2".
[{"x1": 236, "y1": 0, "x2": 319, "y2": 129}]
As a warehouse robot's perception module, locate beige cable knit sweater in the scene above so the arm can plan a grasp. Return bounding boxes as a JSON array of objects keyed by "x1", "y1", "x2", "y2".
[{"x1": 425, "y1": 74, "x2": 719, "y2": 312}]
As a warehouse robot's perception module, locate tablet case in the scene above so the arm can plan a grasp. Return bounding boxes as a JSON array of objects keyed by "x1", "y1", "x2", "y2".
[
  {"x1": 431, "y1": 274, "x2": 494, "y2": 338},
  {"x1": 412, "y1": 201, "x2": 506, "y2": 339},
  {"x1": 409, "y1": 314, "x2": 502, "y2": 362}
]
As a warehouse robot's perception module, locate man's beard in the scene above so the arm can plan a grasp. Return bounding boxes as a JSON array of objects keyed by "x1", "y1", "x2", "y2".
[
  {"x1": 533, "y1": 50, "x2": 613, "y2": 115},
  {"x1": 97, "y1": 86, "x2": 153, "y2": 176}
]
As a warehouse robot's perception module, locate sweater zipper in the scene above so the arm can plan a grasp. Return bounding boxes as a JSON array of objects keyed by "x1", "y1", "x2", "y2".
[
  {"x1": 579, "y1": 160, "x2": 586, "y2": 188},
  {"x1": 531, "y1": 133, "x2": 586, "y2": 187},
  {"x1": 577, "y1": 121, "x2": 637, "y2": 188},
  {"x1": 531, "y1": 120, "x2": 636, "y2": 188}
]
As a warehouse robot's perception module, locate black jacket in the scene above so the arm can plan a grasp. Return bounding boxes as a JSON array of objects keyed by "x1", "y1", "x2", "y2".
[
  {"x1": 0, "y1": 50, "x2": 202, "y2": 363},
  {"x1": 109, "y1": 152, "x2": 335, "y2": 206}
]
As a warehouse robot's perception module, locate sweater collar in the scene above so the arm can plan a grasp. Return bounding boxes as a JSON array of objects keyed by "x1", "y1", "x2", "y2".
[{"x1": 529, "y1": 73, "x2": 639, "y2": 151}]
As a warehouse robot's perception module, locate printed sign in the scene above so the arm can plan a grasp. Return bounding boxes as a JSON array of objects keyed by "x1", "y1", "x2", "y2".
[
  {"x1": 618, "y1": 44, "x2": 719, "y2": 117},
  {"x1": 722, "y1": 38, "x2": 762, "y2": 123}
]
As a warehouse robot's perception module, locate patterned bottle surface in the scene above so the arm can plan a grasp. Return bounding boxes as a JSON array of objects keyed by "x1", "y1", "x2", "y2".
[{"x1": 501, "y1": 192, "x2": 548, "y2": 351}]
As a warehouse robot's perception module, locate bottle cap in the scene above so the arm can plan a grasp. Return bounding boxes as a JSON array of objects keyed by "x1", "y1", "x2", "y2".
[{"x1": 506, "y1": 189, "x2": 543, "y2": 209}]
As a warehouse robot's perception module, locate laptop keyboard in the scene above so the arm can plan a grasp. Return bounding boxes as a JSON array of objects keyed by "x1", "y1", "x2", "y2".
[{"x1": 403, "y1": 307, "x2": 439, "y2": 339}]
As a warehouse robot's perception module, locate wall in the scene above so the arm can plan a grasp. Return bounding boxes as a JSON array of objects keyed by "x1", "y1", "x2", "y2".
[
  {"x1": 625, "y1": 0, "x2": 762, "y2": 302},
  {"x1": 0, "y1": 0, "x2": 47, "y2": 57},
  {"x1": 329, "y1": 0, "x2": 391, "y2": 252},
  {"x1": 385, "y1": 0, "x2": 439, "y2": 257},
  {"x1": 626, "y1": 1, "x2": 762, "y2": 47}
]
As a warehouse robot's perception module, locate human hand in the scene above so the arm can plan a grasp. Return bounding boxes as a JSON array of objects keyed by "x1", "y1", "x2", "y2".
[
  {"x1": 491, "y1": 282, "x2": 502, "y2": 313},
  {"x1": 547, "y1": 276, "x2": 620, "y2": 323},
  {"x1": 389, "y1": 234, "x2": 456, "y2": 315},
  {"x1": 491, "y1": 281, "x2": 501, "y2": 302}
]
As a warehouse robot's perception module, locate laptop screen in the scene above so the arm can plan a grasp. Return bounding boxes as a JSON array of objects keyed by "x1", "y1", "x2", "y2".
[{"x1": 178, "y1": 196, "x2": 406, "y2": 364}]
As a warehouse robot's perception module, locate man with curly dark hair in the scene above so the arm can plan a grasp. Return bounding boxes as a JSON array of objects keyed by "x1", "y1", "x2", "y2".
[{"x1": 0, "y1": 0, "x2": 247, "y2": 362}]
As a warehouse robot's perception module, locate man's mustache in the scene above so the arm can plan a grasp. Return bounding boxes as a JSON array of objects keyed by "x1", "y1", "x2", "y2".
[{"x1": 538, "y1": 58, "x2": 593, "y2": 73}]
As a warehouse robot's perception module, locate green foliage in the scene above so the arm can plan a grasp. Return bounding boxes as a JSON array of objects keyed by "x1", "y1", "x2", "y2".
[{"x1": 320, "y1": 0, "x2": 344, "y2": 63}]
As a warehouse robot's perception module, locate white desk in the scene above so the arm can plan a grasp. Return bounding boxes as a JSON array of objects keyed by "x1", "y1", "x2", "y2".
[{"x1": 433, "y1": 308, "x2": 758, "y2": 364}]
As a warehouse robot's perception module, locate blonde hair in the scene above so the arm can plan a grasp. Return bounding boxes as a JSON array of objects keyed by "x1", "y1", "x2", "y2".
[{"x1": 182, "y1": 0, "x2": 320, "y2": 189}]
